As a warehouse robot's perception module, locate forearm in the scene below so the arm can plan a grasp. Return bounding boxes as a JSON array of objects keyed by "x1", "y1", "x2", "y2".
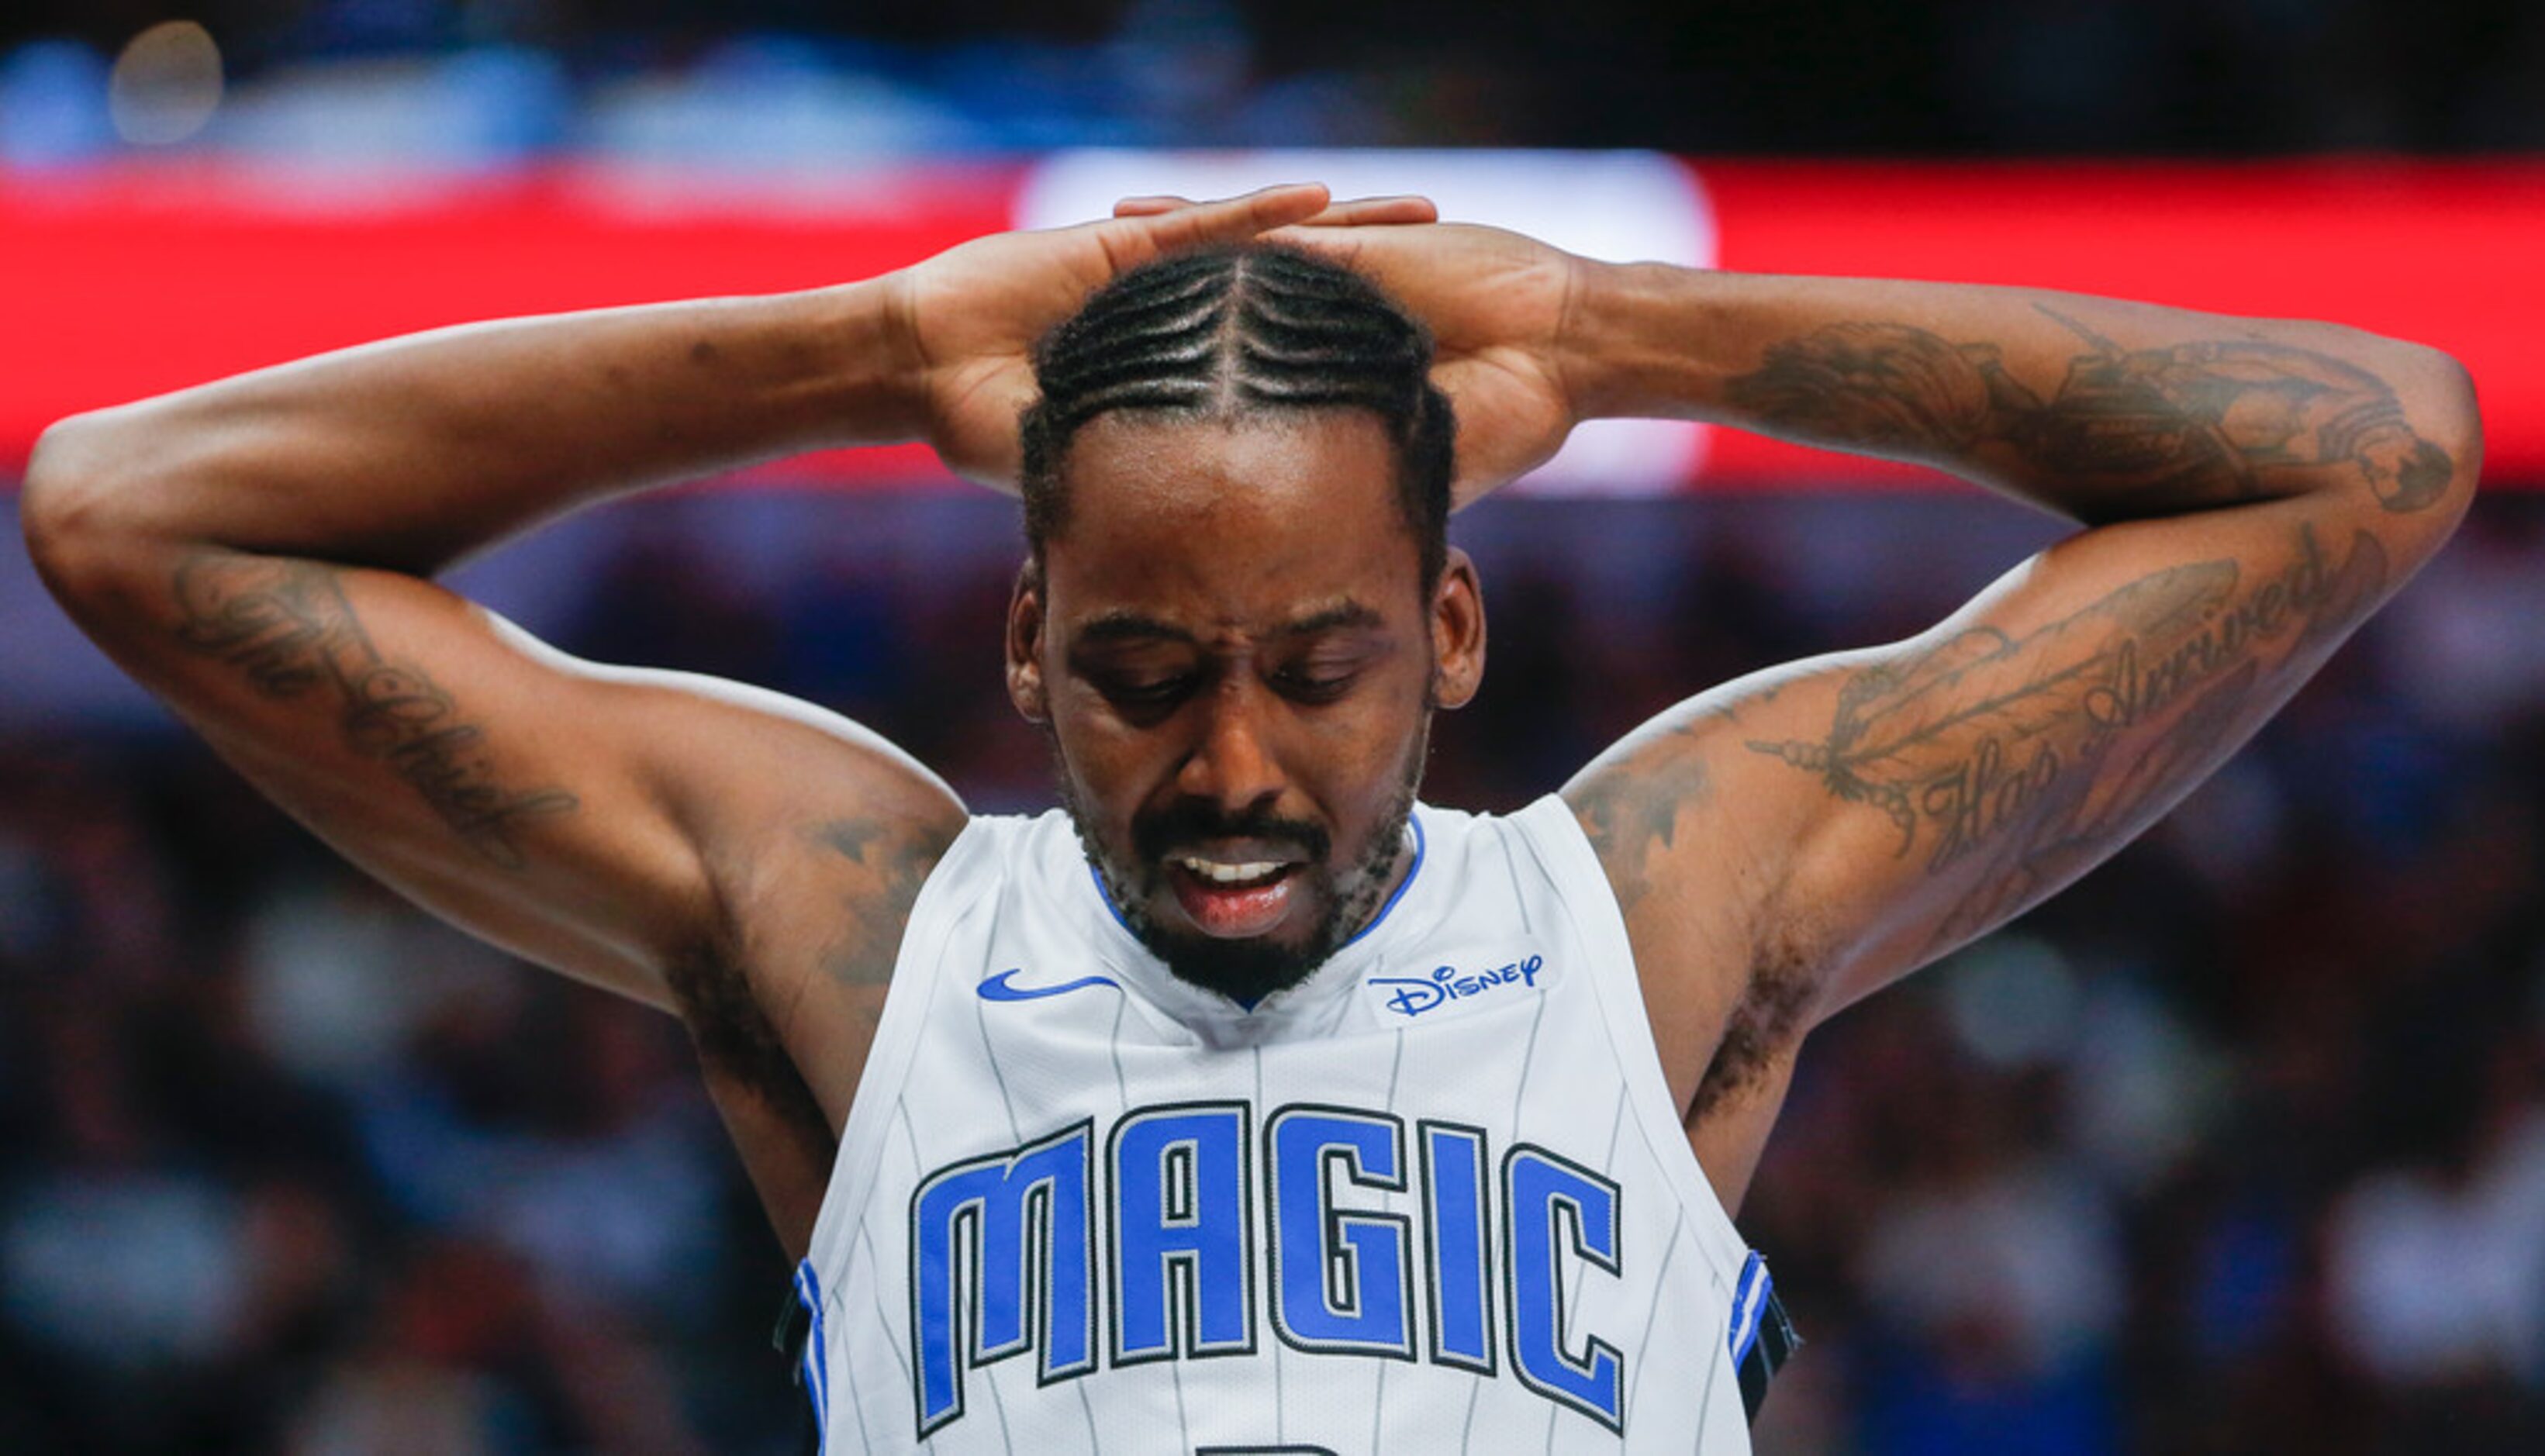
[
  {"x1": 1566, "y1": 263, "x2": 2480, "y2": 527},
  {"x1": 25, "y1": 279, "x2": 919, "y2": 576}
]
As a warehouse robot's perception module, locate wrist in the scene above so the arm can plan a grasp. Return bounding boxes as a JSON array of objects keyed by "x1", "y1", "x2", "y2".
[
  {"x1": 790, "y1": 277, "x2": 932, "y2": 448},
  {"x1": 1561, "y1": 260, "x2": 1738, "y2": 423}
]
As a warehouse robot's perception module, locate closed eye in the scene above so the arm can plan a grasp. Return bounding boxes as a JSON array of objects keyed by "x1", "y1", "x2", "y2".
[
  {"x1": 1270, "y1": 664, "x2": 1362, "y2": 704},
  {"x1": 1099, "y1": 677, "x2": 1196, "y2": 707},
  {"x1": 1092, "y1": 671, "x2": 1199, "y2": 709}
]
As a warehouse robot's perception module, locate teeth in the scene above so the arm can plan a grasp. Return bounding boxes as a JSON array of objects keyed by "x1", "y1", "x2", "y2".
[{"x1": 1177, "y1": 857, "x2": 1283, "y2": 885}]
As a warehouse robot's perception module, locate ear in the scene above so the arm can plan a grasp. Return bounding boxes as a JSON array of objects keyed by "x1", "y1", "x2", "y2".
[
  {"x1": 1429, "y1": 547, "x2": 1486, "y2": 710},
  {"x1": 1007, "y1": 558, "x2": 1050, "y2": 723}
]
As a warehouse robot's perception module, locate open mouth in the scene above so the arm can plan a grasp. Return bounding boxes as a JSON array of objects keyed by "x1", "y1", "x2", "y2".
[{"x1": 1165, "y1": 853, "x2": 1303, "y2": 938}]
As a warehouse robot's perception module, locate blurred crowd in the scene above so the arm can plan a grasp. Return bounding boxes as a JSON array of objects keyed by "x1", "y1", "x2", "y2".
[
  {"x1": 4, "y1": 0, "x2": 2544, "y2": 167},
  {"x1": 3, "y1": 489, "x2": 2543, "y2": 1451},
  {"x1": 5, "y1": 3, "x2": 2545, "y2": 1451}
]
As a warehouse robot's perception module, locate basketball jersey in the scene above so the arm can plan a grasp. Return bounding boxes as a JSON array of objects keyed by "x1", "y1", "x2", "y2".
[{"x1": 789, "y1": 795, "x2": 1789, "y2": 1453}]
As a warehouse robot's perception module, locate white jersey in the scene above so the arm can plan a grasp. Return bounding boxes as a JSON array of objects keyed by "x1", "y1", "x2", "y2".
[{"x1": 790, "y1": 796, "x2": 1789, "y2": 1453}]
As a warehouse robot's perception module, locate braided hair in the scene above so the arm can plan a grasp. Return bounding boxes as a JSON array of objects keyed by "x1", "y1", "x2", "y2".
[{"x1": 1018, "y1": 243, "x2": 1456, "y2": 591}]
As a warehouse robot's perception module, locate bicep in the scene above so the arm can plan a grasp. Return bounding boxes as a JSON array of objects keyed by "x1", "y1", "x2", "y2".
[
  {"x1": 1746, "y1": 499, "x2": 2414, "y2": 1008},
  {"x1": 1580, "y1": 492, "x2": 2424, "y2": 1067},
  {"x1": 47, "y1": 541, "x2": 955, "y2": 1009}
]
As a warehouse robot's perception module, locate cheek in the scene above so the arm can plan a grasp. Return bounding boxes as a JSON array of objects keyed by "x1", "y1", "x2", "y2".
[
  {"x1": 1303, "y1": 690, "x2": 1428, "y2": 807},
  {"x1": 1050, "y1": 699, "x2": 1174, "y2": 822}
]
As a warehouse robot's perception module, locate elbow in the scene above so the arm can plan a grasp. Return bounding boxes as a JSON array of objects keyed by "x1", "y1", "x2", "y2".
[
  {"x1": 2428, "y1": 347, "x2": 2484, "y2": 508},
  {"x1": 2367, "y1": 341, "x2": 2483, "y2": 556},
  {"x1": 19, "y1": 410, "x2": 171, "y2": 612},
  {"x1": 22, "y1": 415, "x2": 112, "y2": 594}
]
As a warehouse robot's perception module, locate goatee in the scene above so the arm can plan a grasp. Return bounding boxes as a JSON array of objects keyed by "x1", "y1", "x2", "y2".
[{"x1": 1054, "y1": 727, "x2": 1426, "y2": 1006}]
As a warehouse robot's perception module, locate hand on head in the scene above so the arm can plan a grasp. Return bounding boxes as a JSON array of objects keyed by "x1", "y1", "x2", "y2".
[
  {"x1": 892, "y1": 184, "x2": 1356, "y2": 486},
  {"x1": 899, "y1": 182, "x2": 1582, "y2": 504},
  {"x1": 1117, "y1": 191, "x2": 1591, "y2": 503}
]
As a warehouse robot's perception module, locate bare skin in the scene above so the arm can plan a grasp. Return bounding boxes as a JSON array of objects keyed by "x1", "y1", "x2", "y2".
[
  {"x1": 1259, "y1": 219, "x2": 2481, "y2": 1205},
  {"x1": 1007, "y1": 411, "x2": 1486, "y2": 998},
  {"x1": 22, "y1": 188, "x2": 2481, "y2": 1268},
  {"x1": 19, "y1": 185, "x2": 1418, "y2": 1254}
]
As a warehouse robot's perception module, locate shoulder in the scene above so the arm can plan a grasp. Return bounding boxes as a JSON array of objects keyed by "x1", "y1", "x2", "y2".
[
  {"x1": 1416, "y1": 795, "x2": 1594, "y2": 882},
  {"x1": 663, "y1": 765, "x2": 983, "y2": 1130},
  {"x1": 958, "y1": 804, "x2": 1086, "y2": 894}
]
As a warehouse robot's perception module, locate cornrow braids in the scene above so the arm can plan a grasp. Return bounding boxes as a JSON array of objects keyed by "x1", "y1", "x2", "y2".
[{"x1": 1017, "y1": 242, "x2": 1456, "y2": 592}]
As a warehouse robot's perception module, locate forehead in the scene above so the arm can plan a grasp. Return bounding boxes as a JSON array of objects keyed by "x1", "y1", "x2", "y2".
[{"x1": 1042, "y1": 411, "x2": 1421, "y2": 630}]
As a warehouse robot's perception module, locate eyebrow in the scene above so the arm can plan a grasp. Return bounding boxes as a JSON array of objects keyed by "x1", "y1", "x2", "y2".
[{"x1": 1071, "y1": 600, "x2": 1386, "y2": 646}]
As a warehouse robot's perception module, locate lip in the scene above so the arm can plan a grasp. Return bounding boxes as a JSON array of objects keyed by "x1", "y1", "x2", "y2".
[
  {"x1": 1164, "y1": 837, "x2": 1308, "y2": 868},
  {"x1": 1165, "y1": 858, "x2": 1300, "y2": 939}
]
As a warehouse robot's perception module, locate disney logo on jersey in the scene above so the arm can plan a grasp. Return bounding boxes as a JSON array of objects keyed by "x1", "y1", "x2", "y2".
[{"x1": 1368, "y1": 954, "x2": 1545, "y2": 1018}]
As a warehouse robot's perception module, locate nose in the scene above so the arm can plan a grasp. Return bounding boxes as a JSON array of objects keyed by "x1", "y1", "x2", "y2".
[{"x1": 1176, "y1": 678, "x2": 1286, "y2": 813}]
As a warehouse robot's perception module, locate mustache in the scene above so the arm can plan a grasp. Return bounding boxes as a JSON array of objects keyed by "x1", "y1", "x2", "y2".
[{"x1": 1132, "y1": 800, "x2": 1331, "y2": 868}]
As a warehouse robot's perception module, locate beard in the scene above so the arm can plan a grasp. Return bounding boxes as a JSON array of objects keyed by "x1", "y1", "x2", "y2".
[{"x1": 1054, "y1": 721, "x2": 1428, "y2": 1006}]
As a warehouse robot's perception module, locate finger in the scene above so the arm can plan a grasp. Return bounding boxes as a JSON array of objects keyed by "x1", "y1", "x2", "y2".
[
  {"x1": 1259, "y1": 222, "x2": 1376, "y2": 265},
  {"x1": 1121, "y1": 191, "x2": 1433, "y2": 226},
  {"x1": 1297, "y1": 194, "x2": 1439, "y2": 227},
  {"x1": 1111, "y1": 182, "x2": 1331, "y2": 254},
  {"x1": 1255, "y1": 222, "x2": 1428, "y2": 296}
]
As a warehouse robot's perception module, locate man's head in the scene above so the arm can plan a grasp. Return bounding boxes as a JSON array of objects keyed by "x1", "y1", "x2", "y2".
[
  {"x1": 1018, "y1": 243, "x2": 1456, "y2": 588},
  {"x1": 1006, "y1": 243, "x2": 1486, "y2": 1005}
]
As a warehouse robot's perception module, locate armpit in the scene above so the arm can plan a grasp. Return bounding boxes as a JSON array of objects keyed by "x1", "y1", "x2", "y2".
[
  {"x1": 665, "y1": 942, "x2": 836, "y2": 1151},
  {"x1": 1689, "y1": 918, "x2": 1821, "y2": 1121}
]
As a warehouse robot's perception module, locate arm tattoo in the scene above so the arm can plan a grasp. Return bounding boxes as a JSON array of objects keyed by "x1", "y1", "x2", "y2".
[
  {"x1": 170, "y1": 552, "x2": 577, "y2": 869},
  {"x1": 1725, "y1": 306, "x2": 2455, "y2": 516},
  {"x1": 810, "y1": 816, "x2": 948, "y2": 988},
  {"x1": 663, "y1": 817, "x2": 948, "y2": 1147},
  {"x1": 1748, "y1": 523, "x2": 2388, "y2": 951},
  {"x1": 1573, "y1": 733, "x2": 1711, "y2": 915},
  {"x1": 1576, "y1": 737, "x2": 1822, "y2": 1117}
]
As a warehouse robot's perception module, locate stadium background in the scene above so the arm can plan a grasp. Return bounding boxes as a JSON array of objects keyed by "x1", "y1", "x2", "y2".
[{"x1": 4, "y1": 3, "x2": 2544, "y2": 1451}]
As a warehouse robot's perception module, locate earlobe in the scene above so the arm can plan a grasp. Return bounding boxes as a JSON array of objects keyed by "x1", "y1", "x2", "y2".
[
  {"x1": 1007, "y1": 563, "x2": 1049, "y2": 723},
  {"x1": 1431, "y1": 548, "x2": 1487, "y2": 711}
]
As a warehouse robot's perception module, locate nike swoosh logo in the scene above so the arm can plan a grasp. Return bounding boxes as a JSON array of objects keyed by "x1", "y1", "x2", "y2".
[{"x1": 977, "y1": 969, "x2": 1121, "y2": 1002}]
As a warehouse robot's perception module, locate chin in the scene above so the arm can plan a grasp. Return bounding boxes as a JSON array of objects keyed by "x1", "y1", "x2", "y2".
[
  {"x1": 1134, "y1": 844, "x2": 1400, "y2": 1006},
  {"x1": 1048, "y1": 736, "x2": 1421, "y2": 1007},
  {"x1": 1117, "y1": 859, "x2": 1349, "y2": 1003},
  {"x1": 1148, "y1": 926, "x2": 1335, "y2": 1006}
]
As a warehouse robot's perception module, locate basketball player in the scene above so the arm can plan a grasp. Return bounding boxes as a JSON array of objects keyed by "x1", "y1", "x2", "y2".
[{"x1": 21, "y1": 184, "x2": 2479, "y2": 1451}]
